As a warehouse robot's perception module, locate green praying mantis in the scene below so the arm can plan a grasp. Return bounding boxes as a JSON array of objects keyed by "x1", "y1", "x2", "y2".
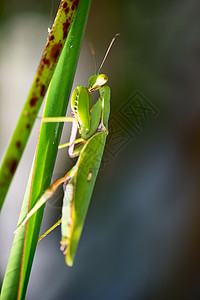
[{"x1": 14, "y1": 34, "x2": 119, "y2": 266}]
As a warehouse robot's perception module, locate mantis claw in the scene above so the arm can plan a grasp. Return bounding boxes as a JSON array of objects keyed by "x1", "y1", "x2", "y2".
[{"x1": 60, "y1": 240, "x2": 69, "y2": 254}]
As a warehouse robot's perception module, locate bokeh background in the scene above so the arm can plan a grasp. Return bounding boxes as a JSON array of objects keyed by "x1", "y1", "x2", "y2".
[{"x1": 1, "y1": 0, "x2": 200, "y2": 299}]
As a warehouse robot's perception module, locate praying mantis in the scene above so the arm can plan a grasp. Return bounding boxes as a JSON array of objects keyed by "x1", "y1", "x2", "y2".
[{"x1": 14, "y1": 34, "x2": 119, "y2": 266}]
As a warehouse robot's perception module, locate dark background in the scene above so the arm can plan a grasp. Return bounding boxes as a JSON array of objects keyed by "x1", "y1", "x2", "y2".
[{"x1": 1, "y1": 0, "x2": 200, "y2": 299}]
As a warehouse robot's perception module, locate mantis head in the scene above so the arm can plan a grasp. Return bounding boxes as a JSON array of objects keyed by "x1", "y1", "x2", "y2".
[{"x1": 88, "y1": 74, "x2": 108, "y2": 93}]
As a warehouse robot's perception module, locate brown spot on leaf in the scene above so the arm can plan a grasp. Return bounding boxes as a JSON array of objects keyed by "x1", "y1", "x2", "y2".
[
  {"x1": 43, "y1": 57, "x2": 50, "y2": 67},
  {"x1": 72, "y1": 0, "x2": 80, "y2": 9},
  {"x1": 16, "y1": 141, "x2": 21, "y2": 149},
  {"x1": 63, "y1": 19, "x2": 70, "y2": 39},
  {"x1": 26, "y1": 123, "x2": 30, "y2": 129},
  {"x1": 7, "y1": 159, "x2": 18, "y2": 174},
  {"x1": 40, "y1": 84, "x2": 46, "y2": 97},
  {"x1": 30, "y1": 97, "x2": 38, "y2": 107},
  {"x1": 64, "y1": 6, "x2": 70, "y2": 15},
  {"x1": 50, "y1": 42, "x2": 62, "y2": 61},
  {"x1": 45, "y1": 41, "x2": 50, "y2": 49},
  {"x1": 49, "y1": 34, "x2": 55, "y2": 41},
  {"x1": 63, "y1": 2, "x2": 68, "y2": 9}
]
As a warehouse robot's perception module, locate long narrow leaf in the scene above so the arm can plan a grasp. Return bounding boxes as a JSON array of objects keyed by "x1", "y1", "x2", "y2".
[
  {"x1": 0, "y1": 1, "x2": 91, "y2": 299},
  {"x1": 0, "y1": 0, "x2": 80, "y2": 211}
]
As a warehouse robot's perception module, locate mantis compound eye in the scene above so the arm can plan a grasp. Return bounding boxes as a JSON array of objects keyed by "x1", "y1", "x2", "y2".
[{"x1": 96, "y1": 74, "x2": 108, "y2": 86}]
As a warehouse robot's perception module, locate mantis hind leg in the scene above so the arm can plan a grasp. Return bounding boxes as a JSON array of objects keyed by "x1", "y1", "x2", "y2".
[
  {"x1": 58, "y1": 138, "x2": 84, "y2": 149},
  {"x1": 38, "y1": 218, "x2": 62, "y2": 242}
]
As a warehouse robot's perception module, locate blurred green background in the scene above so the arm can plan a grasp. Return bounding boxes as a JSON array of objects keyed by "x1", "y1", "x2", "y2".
[{"x1": 1, "y1": 0, "x2": 200, "y2": 299}]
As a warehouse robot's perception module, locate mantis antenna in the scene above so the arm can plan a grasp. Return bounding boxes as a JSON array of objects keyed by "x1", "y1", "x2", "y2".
[{"x1": 98, "y1": 33, "x2": 120, "y2": 74}]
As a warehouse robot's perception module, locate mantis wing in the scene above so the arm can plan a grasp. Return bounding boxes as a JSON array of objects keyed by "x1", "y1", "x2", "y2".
[{"x1": 64, "y1": 131, "x2": 106, "y2": 266}]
